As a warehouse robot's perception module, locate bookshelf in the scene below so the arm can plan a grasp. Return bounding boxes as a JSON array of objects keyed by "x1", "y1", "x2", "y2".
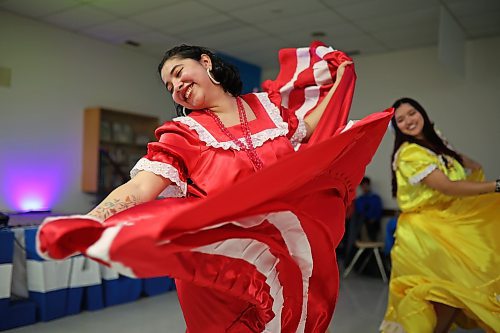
[{"x1": 82, "y1": 107, "x2": 159, "y2": 195}]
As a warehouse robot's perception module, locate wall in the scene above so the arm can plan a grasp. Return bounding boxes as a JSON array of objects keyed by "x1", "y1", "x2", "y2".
[
  {"x1": 0, "y1": 11, "x2": 263, "y2": 214},
  {"x1": 2, "y1": 8, "x2": 498, "y2": 212},
  {"x1": 0, "y1": 11, "x2": 169, "y2": 213},
  {"x1": 263, "y1": 36, "x2": 500, "y2": 208},
  {"x1": 219, "y1": 53, "x2": 261, "y2": 94}
]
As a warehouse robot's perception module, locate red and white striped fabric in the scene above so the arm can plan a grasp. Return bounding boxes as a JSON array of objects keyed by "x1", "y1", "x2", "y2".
[
  {"x1": 263, "y1": 40, "x2": 355, "y2": 150},
  {"x1": 37, "y1": 42, "x2": 393, "y2": 332}
]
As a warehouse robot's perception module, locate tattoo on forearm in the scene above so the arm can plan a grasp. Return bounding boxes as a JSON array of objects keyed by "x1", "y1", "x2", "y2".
[{"x1": 89, "y1": 195, "x2": 139, "y2": 220}]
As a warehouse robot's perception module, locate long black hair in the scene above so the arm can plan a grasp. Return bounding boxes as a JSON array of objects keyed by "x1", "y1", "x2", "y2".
[
  {"x1": 390, "y1": 97, "x2": 464, "y2": 197},
  {"x1": 157, "y1": 45, "x2": 243, "y2": 116}
]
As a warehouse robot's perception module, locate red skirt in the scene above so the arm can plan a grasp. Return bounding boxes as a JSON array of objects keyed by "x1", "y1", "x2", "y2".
[{"x1": 37, "y1": 41, "x2": 393, "y2": 332}]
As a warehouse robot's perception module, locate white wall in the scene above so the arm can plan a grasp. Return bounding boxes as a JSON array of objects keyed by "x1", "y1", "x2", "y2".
[
  {"x1": 1, "y1": 8, "x2": 499, "y2": 213},
  {"x1": 0, "y1": 11, "x2": 171, "y2": 213},
  {"x1": 264, "y1": 36, "x2": 500, "y2": 208}
]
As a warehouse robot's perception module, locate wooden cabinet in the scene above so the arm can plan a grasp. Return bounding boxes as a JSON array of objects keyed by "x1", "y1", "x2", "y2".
[{"x1": 82, "y1": 107, "x2": 159, "y2": 195}]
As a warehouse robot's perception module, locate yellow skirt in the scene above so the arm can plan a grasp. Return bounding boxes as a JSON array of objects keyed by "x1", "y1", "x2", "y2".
[{"x1": 381, "y1": 193, "x2": 500, "y2": 333}]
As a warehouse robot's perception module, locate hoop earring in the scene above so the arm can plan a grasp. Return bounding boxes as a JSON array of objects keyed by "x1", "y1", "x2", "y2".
[
  {"x1": 182, "y1": 106, "x2": 187, "y2": 116},
  {"x1": 207, "y1": 68, "x2": 221, "y2": 85}
]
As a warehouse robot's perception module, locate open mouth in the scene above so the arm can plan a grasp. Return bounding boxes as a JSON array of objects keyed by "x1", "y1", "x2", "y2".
[{"x1": 183, "y1": 84, "x2": 193, "y2": 101}]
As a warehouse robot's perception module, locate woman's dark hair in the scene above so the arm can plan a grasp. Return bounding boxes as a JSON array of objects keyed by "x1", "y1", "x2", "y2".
[
  {"x1": 390, "y1": 97, "x2": 463, "y2": 197},
  {"x1": 157, "y1": 44, "x2": 243, "y2": 116}
]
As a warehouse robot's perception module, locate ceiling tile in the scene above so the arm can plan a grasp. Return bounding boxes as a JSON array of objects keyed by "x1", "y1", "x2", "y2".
[
  {"x1": 374, "y1": 26, "x2": 437, "y2": 50},
  {"x1": 82, "y1": 19, "x2": 150, "y2": 44},
  {"x1": 174, "y1": 19, "x2": 247, "y2": 39},
  {"x1": 130, "y1": 1, "x2": 219, "y2": 29},
  {"x1": 354, "y1": 6, "x2": 439, "y2": 33},
  {"x1": 127, "y1": 30, "x2": 179, "y2": 45},
  {"x1": 196, "y1": 0, "x2": 271, "y2": 12},
  {"x1": 317, "y1": 0, "x2": 369, "y2": 5},
  {"x1": 135, "y1": 34, "x2": 184, "y2": 61},
  {"x1": 229, "y1": 0, "x2": 328, "y2": 24},
  {"x1": 444, "y1": 0, "x2": 500, "y2": 16},
  {"x1": 0, "y1": 0, "x2": 80, "y2": 18},
  {"x1": 322, "y1": 35, "x2": 388, "y2": 55},
  {"x1": 183, "y1": 26, "x2": 265, "y2": 49},
  {"x1": 334, "y1": 0, "x2": 437, "y2": 21},
  {"x1": 41, "y1": 5, "x2": 118, "y2": 31},
  {"x1": 459, "y1": 11, "x2": 500, "y2": 38},
  {"x1": 256, "y1": 11, "x2": 348, "y2": 36},
  {"x1": 277, "y1": 22, "x2": 365, "y2": 47},
  {"x1": 155, "y1": 13, "x2": 235, "y2": 37},
  {"x1": 86, "y1": 0, "x2": 180, "y2": 17},
  {"x1": 2, "y1": 0, "x2": 499, "y2": 70}
]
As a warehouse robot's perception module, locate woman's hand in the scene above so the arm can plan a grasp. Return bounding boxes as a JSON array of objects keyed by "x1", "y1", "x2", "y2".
[{"x1": 336, "y1": 61, "x2": 353, "y2": 81}]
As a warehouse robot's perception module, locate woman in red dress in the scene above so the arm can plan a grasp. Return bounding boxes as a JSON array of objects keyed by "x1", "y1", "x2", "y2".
[{"x1": 37, "y1": 42, "x2": 392, "y2": 332}]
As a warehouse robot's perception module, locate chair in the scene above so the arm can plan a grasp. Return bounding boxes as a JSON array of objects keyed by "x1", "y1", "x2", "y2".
[{"x1": 342, "y1": 240, "x2": 388, "y2": 282}]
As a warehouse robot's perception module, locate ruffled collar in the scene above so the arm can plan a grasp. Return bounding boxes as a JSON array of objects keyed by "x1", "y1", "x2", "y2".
[{"x1": 173, "y1": 93, "x2": 289, "y2": 151}]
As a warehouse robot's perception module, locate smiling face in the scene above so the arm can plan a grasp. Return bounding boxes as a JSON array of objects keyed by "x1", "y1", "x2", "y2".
[
  {"x1": 160, "y1": 54, "x2": 214, "y2": 110},
  {"x1": 394, "y1": 102, "x2": 425, "y2": 139}
]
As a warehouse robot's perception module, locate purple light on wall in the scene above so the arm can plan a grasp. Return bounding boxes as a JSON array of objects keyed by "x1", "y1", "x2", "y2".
[
  {"x1": 19, "y1": 196, "x2": 46, "y2": 211},
  {"x1": 0, "y1": 158, "x2": 65, "y2": 212}
]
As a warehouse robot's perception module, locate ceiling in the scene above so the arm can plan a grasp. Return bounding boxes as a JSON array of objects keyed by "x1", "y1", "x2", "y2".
[{"x1": 1, "y1": 0, "x2": 499, "y2": 70}]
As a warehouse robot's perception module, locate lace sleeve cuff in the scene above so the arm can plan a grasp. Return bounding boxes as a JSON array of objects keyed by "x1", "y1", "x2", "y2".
[
  {"x1": 409, "y1": 164, "x2": 437, "y2": 185},
  {"x1": 130, "y1": 158, "x2": 187, "y2": 198},
  {"x1": 289, "y1": 116, "x2": 307, "y2": 150}
]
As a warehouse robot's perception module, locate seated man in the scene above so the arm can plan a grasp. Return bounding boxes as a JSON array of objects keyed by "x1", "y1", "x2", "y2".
[
  {"x1": 343, "y1": 176, "x2": 383, "y2": 268},
  {"x1": 354, "y1": 177, "x2": 382, "y2": 241}
]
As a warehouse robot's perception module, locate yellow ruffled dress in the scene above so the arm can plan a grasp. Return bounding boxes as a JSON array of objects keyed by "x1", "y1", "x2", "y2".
[{"x1": 381, "y1": 143, "x2": 500, "y2": 333}]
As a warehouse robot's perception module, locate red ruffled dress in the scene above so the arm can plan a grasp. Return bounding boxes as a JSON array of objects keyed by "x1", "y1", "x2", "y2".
[{"x1": 37, "y1": 42, "x2": 392, "y2": 332}]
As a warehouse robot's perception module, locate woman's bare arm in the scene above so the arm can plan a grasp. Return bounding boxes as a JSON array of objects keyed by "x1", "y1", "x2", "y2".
[
  {"x1": 303, "y1": 61, "x2": 353, "y2": 140},
  {"x1": 87, "y1": 171, "x2": 172, "y2": 220},
  {"x1": 422, "y1": 168, "x2": 495, "y2": 197}
]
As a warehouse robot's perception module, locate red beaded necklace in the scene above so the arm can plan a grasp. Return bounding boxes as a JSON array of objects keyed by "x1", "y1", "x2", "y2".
[{"x1": 206, "y1": 97, "x2": 264, "y2": 170}]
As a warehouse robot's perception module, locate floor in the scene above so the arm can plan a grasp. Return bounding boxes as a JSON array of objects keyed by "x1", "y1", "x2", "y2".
[{"x1": 6, "y1": 273, "x2": 485, "y2": 333}]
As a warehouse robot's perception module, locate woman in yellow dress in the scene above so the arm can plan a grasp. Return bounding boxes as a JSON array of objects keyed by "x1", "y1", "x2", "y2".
[{"x1": 380, "y1": 97, "x2": 500, "y2": 333}]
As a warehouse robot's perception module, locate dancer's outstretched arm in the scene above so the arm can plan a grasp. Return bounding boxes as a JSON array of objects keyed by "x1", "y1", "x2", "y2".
[
  {"x1": 303, "y1": 61, "x2": 353, "y2": 139},
  {"x1": 423, "y1": 169, "x2": 496, "y2": 196},
  {"x1": 87, "y1": 171, "x2": 171, "y2": 220}
]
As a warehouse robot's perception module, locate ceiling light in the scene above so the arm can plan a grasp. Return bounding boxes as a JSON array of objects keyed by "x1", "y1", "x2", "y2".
[
  {"x1": 125, "y1": 40, "x2": 140, "y2": 47},
  {"x1": 311, "y1": 31, "x2": 326, "y2": 37}
]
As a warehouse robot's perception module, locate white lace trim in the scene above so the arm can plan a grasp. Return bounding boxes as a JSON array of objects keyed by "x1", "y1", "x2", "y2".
[
  {"x1": 254, "y1": 92, "x2": 289, "y2": 131},
  {"x1": 159, "y1": 185, "x2": 185, "y2": 198},
  {"x1": 173, "y1": 93, "x2": 288, "y2": 151},
  {"x1": 290, "y1": 117, "x2": 307, "y2": 150},
  {"x1": 392, "y1": 144, "x2": 440, "y2": 171},
  {"x1": 409, "y1": 164, "x2": 437, "y2": 185},
  {"x1": 130, "y1": 158, "x2": 187, "y2": 198},
  {"x1": 379, "y1": 320, "x2": 406, "y2": 333}
]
